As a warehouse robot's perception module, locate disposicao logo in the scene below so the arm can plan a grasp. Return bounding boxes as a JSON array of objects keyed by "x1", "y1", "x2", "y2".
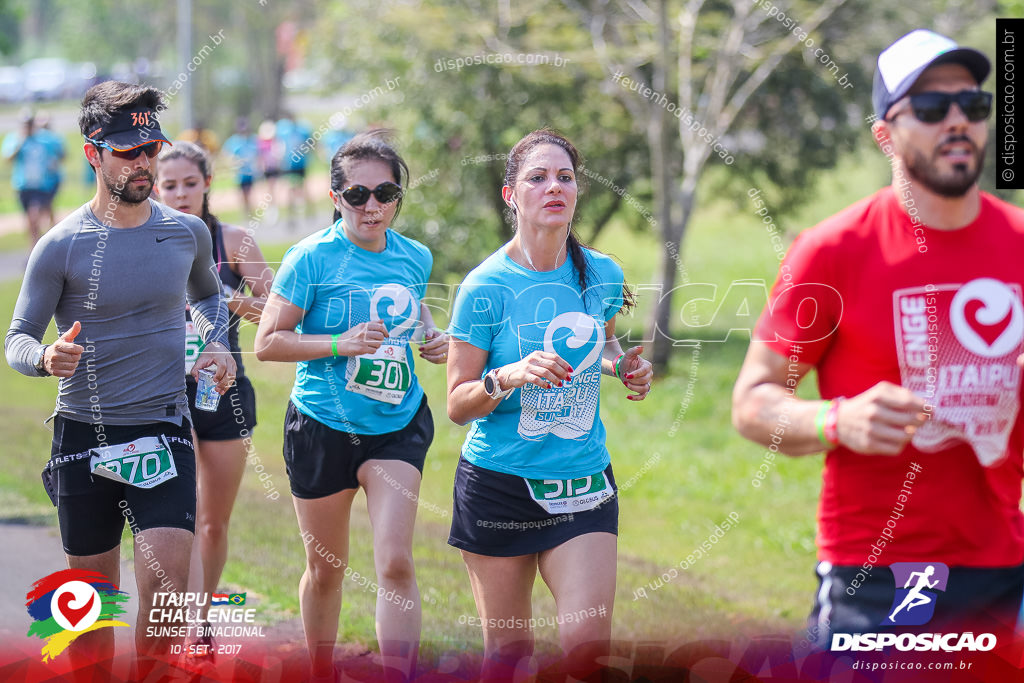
[
  {"x1": 886, "y1": 562, "x2": 948, "y2": 626},
  {"x1": 831, "y1": 562, "x2": 996, "y2": 653},
  {"x1": 26, "y1": 569, "x2": 130, "y2": 661}
]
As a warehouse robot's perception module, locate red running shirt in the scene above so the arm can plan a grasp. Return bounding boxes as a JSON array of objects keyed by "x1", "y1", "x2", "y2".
[{"x1": 756, "y1": 187, "x2": 1024, "y2": 567}]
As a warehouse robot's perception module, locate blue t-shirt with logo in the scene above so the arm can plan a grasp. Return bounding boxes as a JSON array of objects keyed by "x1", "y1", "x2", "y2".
[
  {"x1": 271, "y1": 220, "x2": 432, "y2": 434},
  {"x1": 2, "y1": 130, "x2": 64, "y2": 192},
  {"x1": 449, "y1": 247, "x2": 624, "y2": 479}
]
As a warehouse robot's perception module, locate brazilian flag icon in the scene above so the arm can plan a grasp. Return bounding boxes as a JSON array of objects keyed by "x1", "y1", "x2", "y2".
[{"x1": 228, "y1": 593, "x2": 246, "y2": 606}]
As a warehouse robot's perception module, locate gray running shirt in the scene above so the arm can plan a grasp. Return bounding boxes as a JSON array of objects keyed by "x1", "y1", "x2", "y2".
[{"x1": 4, "y1": 199, "x2": 230, "y2": 425}]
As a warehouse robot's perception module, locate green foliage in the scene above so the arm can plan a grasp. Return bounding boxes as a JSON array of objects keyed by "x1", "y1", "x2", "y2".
[
  {"x1": 313, "y1": 0, "x2": 650, "y2": 279},
  {"x1": 0, "y1": 0, "x2": 22, "y2": 56},
  {"x1": 721, "y1": 50, "x2": 862, "y2": 218},
  {"x1": 714, "y1": 0, "x2": 1003, "y2": 237},
  {"x1": 23, "y1": 0, "x2": 174, "y2": 66}
]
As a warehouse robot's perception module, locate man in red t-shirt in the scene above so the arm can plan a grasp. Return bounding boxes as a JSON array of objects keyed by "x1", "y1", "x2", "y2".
[{"x1": 733, "y1": 29, "x2": 1024, "y2": 642}]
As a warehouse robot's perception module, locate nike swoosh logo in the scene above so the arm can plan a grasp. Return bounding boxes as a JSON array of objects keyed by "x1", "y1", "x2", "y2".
[{"x1": 156, "y1": 235, "x2": 172, "y2": 243}]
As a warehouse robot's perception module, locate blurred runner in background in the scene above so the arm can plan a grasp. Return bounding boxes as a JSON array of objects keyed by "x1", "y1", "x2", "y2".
[{"x1": 2, "y1": 108, "x2": 65, "y2": 245}]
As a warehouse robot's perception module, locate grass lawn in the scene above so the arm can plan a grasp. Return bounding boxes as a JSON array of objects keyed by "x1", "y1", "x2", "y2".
[{"x1": 0, "y1": 147, "x2": 892, "y2": 655}]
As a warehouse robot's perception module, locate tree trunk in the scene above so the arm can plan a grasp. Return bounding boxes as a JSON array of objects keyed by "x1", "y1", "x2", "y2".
[
  {"x1": 479, "y1": 73, "x2": 513, "y2": 241},
  {"x1": 650, "y1": 175, "x2": 697, "y2": 370},
  {"x1": 645, "y1": 0, "x2": 676, "y2": 374}
]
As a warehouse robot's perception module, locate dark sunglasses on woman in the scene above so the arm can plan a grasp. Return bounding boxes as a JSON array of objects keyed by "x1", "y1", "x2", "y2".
[{"x1": 340, "y1": 182, "x2": 403, "y2": 206}]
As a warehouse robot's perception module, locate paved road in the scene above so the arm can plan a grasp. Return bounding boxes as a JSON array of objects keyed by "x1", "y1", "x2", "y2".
[{"x1": 0, "y1": 521, "x2": 141, "y2": 653}]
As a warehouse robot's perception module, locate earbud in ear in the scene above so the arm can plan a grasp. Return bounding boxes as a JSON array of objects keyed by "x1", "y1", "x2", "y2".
[{"x1": 510, "y1": 199, "x2": 520, "y2": 213}]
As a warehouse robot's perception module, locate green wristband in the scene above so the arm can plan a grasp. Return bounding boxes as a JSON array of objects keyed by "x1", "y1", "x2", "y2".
[
  {"x1": 331, "y1": 334, "x2": 341, "y2": 357},
  {"x1": 815, "y1": 400, "x2": 832, "y2": 448},
  {"x1": 613, "y1": 353, "x2": 626, "y2": 380}
]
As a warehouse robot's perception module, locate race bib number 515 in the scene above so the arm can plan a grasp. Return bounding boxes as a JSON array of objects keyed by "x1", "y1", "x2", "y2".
[{"x1": 526, "y1": 470, "x2": 614, "y2": 514}]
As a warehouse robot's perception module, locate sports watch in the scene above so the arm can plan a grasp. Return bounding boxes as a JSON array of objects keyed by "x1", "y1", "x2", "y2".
[
  {"x1": 33, "y1": 345, "x2": 49, "y2": 375},
  {"x1": 483, "y1": 368, "x2": 513, "y2": 400}
]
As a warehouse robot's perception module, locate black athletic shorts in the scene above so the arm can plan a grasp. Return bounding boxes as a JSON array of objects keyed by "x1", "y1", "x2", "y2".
[
  {"x1": 448, "y1": 457, "x2": 618, "y2": 557},
  {"x1": 19, "y1": 188, "x2": 56, "y2": 212},
  {"x1": 808, "y1": 560, "x2": 1024, "y2": 645},
  {"x1": 185, "y1": 374, "x2": 257, "y2": 441},
  {"x1": 282, "y1": 395, "x2": 433, "y2": 499},
  {"x1": 45, "y1": 415, "x2": 197, "y2": 556}
]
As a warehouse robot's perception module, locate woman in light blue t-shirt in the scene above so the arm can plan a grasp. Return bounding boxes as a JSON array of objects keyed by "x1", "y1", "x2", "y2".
[
  {"x1": 447, "y1": 129, "x2": 653, "y2": 677},
  {"x1": 255, "y1": 130, "x2": 447, "y2": 682}
]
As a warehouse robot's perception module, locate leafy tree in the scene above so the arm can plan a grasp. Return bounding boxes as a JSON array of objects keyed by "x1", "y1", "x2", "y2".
[
  {"x1": 313, "y1": 0, "x2": 651, "y2": 280},
  {"x1": 565, "y1": 0, "x2": 997, "y2": 370},
  {"x1": 29, "y1": 0, "x2": 174, "y2": 68},
  {"x1": 0, "y1": 0, "x2": 23, "y2": 56}
]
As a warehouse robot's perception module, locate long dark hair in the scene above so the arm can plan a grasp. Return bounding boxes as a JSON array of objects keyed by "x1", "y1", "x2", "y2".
[
  {"x1": 504, "y1": 129, "x2": 635, "y2": 312},
  {"x1": 156, "y1": 140, "x2": 216, "y2": 232},
  {"x1": 330, "y1": 129, "x2": 410, "y2": 223}
]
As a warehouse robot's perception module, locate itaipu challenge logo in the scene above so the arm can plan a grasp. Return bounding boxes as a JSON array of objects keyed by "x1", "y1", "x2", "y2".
[{"x1": 25, "y1": 569, "x2": 129, "y2": 661}]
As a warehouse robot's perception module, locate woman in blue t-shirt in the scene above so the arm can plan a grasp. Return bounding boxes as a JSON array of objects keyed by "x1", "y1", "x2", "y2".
[
  {"x1": 447, "y1": 129, "x2": 652, "y2": 677},
  {"x1": 254, "y1": 130, "x2": 448, "y2": 682}
]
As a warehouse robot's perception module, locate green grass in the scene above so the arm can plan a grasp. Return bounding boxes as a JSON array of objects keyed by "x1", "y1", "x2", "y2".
[{"x1": 0, "y1": 146, "x2": 878, "y2": 654}]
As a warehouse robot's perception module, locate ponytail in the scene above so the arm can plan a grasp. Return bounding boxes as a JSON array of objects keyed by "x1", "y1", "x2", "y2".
[
  {"x1": 505, "y1": 129, "x2": 636, "y2": 314},
  {"x1": 566, "y1": 230, "x2": 636, "y2": 314}
]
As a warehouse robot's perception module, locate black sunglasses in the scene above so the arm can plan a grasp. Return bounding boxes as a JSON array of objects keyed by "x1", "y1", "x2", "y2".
[
  {"x1": 86, "y1": 137, "x2": 164, "y2": 160},
  {"x1": 340, "y1": 182, "x2": 403, "y2": 207},
  {"x1": 888, "y1": 90, "x2": 993, "y2": 124}
]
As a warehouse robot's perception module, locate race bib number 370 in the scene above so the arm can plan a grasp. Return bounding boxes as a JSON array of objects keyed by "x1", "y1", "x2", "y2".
[{"x1": 89, "y1": 436, "x2": 178, "y2": 488}]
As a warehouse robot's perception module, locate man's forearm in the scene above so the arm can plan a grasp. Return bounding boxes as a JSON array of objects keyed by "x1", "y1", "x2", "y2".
[{"x1": 5, "y1": 328, "x2": 47, "y2": 377}]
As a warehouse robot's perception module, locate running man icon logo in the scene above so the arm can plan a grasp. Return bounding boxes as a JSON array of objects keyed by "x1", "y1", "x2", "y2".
[{"x1": 885, "y1": 562, "x2": 949, "y2": 626}]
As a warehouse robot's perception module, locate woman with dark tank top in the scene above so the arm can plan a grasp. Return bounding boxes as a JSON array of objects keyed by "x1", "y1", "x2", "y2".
[{"x1": 155, "y1": 141, "x2": 274, "y2": 658}]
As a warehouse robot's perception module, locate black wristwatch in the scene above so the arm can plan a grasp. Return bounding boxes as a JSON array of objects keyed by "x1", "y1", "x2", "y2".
[
  {"x1": 483, "y1": 368, "x2": 514, "y2": 400},
  {"x1": 33, "y1": 345, "x2": 49, "y2": 375}
]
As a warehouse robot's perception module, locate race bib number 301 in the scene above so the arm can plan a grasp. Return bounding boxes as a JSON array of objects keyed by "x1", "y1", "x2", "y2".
[
  {"x1": 345, "y1": 339, "x2": 411, "y2": 405},
  {"x1": 89, "y1": 436, "x2": 178, "y2": 488}
]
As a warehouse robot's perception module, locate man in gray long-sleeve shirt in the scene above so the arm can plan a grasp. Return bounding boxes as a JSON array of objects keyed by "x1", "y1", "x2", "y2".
[{"x1": 4, "y1": 81, "x2": 236, "y2": 670}]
